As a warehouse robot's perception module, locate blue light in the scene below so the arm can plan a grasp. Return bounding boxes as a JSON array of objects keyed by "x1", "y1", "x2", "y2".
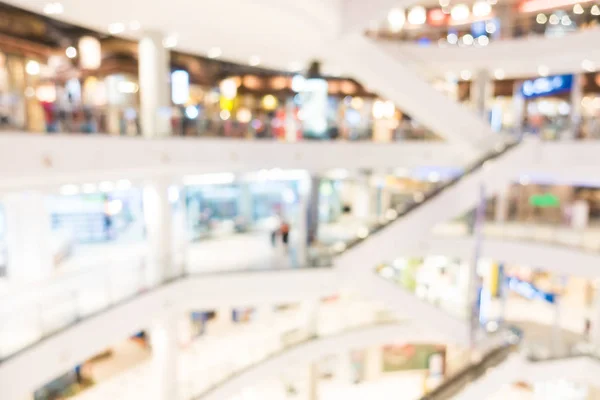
[{"x1": 521, "y1": 74, "x2": 573, "y2": 98}]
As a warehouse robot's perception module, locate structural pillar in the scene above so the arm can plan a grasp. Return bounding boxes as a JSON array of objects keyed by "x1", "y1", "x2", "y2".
[
  {"x1": 296, "y1": 175, "x2": 319, "y2": 267},
  {"x1": 513, "y1": 80, "x2": 526, "y2": 137},
  {"x1": 552, "y1": 294, "x2": 563, "y2": 355},
  {"x1": 363, "y1": 346, "x2": 382, "y2": 381},
  {"x1": 307, "y1": 363, "x2": 319, "y2": 400},
  {"x1": 335, "y1": 351, "x2": 354, "y2": 384},
  {"x1": 143, "y1": 179, "x2": 174, "y2": 286},
  {"x1": 171, "y1": 184, "x2": 187, "y2": 275},
  {"x1": 236, "y1": 181, "x2": 254, "y2": 226},
  {"x1": 494, "y1": 186, "x2": 509, "y2": 223},
  {"x1": 139, "y1": 31, "x2": 171, "y2": 138},
  {"x1": 570, "y1": 73, "x2": 584, "y2": 138},
  {"x1": 2, "y1": 192, "x2": 53, "y2": 283},
  {"x1": 593, "y1": 284, "x2": 600, "y2": 347},
  {"x1": 468, "y1": 185, "x2": 486, "y2": 347},
  {"x1": 352, "y1": 173, "x2": 372, "y2": 220},
  {"x1": 150, "y1": 315, "x2": 179, "y2": 400},
  {"x1": 471, "y1": 69, "x2": 492, "y2": 120}
]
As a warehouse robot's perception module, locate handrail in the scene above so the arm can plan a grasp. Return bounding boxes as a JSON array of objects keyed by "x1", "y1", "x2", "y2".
[
  {"x1": 0, "y1": 139, "x2": 521, "y2": 368},
  {"x1": 190, "y1": 319, "x2": 397, "y2": 400},
  {"x1": 436, "y1": 221, "x2": 600, "y2": 255},
  {"x1": 421, "y1": 343, "x2": 516, "y2": 400}
]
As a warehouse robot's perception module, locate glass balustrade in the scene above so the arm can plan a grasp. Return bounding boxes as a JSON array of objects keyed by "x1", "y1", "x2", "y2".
[{"x1": 0, "y1": 139, "x2": 520, "y2": 363}]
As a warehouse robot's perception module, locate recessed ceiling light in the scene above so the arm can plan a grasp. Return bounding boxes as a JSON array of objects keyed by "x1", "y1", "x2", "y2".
[
  {"x1": 538, "y1": 65, "x2": 549, "y2": 76},
  {"x1": 407, "y1": 6, "x2": 426, "y2": 25},
  {"x1": 477, "y1": 35, "x2": 489, "y2": 46},
  {"x1": 25, "y1": 60, "x2": 40, "y2": 76},
  {"x1": 163, "y1": 34, "x2": 178, "y2": 48},
  {"x1": 592, "y1": 5, "x2": 600, "y2": 15},
  {"x1": 207, "y1": 47, "x2": 222, "y2": 59},
  {"x1": 460, "y1": 69, "x2": 472, "y2": 80},
  {"x1": 108, "y1": 22, "x2": 125, "y2": 35},
  {"x1": 494, "y1": 69, "x2": 505, "y2": 79},
  {"x1": 548, "y1": 14, "x2": 559, "y2": 24},
  {"x1": 462, "y1": 34, "x2": 474, "y2": 45},
  {"x1": 129, "y1": 20, "x2": 141, "y2": 31},
  {"x1": 65, "y1": 46, "x2": 77, "y2": 59},
  {"x1": 43, "y1": 2, "x2": 63, "y2": 15},
  {"x1": 249, "y1": 56, "x2": 261, "y2": 66},
  {"x1": 582, "y1": 59, "x2": 595, "y2": 72},
  {"x1": 536, "y1": 13, "x2": 548, "y2": 24},
  {"x1": 387, "y1": 8, "x2": 406, "y2": 32},
  {"x1": 573, "y1": 4, "x2": 584, "y2": 14},
  {"x1": 451, "y1": 4, "x2": 470, "y2": 21}
]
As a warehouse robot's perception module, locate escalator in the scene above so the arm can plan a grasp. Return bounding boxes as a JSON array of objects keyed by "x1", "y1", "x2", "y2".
[
  {"x1": 332, "y1": 33, "x2": 499, "y2": 150},
  {"x1": 333, "y1": 139, "x2": 535, "y2": 344}
]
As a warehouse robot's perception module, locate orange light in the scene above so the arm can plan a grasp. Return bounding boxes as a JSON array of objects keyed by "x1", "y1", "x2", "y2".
[{"x1": 428, "y1": 8, "x2": 447, "y2": 25}]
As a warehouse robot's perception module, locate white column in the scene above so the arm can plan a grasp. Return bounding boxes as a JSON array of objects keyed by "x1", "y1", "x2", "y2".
[
  {"x1": 150, "y1": 315, "x2": 179, "y2": 400},
  {"x1": 363, "y1": 346, "x2": 382, "y2": 381},
  {"x1": 296, "y1": 175, "x2": 319, "y2": 267},
  {"x1": 571, "y1": 73, "x2": 584, "y2": 137},
  {"x1": 593, "y1": 284, "x2": 600, "y2": 348},
  {"x1": 307, "y1": 363, "x2": 319, "y2": 400},
  {"x1": 471, "y1": 69, "x2": 492, "y2": 120},
  {"x1": 352, "y1": 175, "x2": 372, "y2": 220},
  {"x1": 139, "y1": 31, "x2": 171, "y2": 138},
  {"x1": 237, "y1": 181, "x2": 254, "y2": 225},
  {"x1": 2, "y1": 192, "x2": 53, "y2": 283},
  {"x1": 494, "y1": 186, "x2": 509, "y2": 223},
  {"x1": 552, "y1": 295, "x2": 563, "y2": 355},
  {"x1": 335, "y1": 351, "x2": 354, "y2": 384},
  {"x1": 513, "y1": 80, "x2": 526, "y2": 136},
  {"x1": 304, "y1": 299, "x2": 319, "y2": 336},
  {"x1": 171, "y1": 185, "x2": 187, "y2": 275},
  {"x1": 143, "y1": 180, "x2": 174, "y2": 286}
]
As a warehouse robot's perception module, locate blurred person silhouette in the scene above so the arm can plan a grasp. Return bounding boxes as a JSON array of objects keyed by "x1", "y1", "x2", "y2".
[{"x1": 280, "y1": 219, "x2": 290, "y2": 248}]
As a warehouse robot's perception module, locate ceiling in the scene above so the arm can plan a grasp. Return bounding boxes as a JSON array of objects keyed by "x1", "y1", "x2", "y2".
[
  {"x1": 382, "y1": 28, "x2": 600, "y2": 80},
  {"x1": 3, "y1": 0, "x2": 345, "y2": 74}
]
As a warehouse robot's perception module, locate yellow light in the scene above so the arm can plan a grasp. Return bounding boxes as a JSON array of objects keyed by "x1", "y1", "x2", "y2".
[
  {"x1": 262, "y1": 94, "x2": 278, "y2": 110},
  {"x1": 350, "y1": 96, "x2": 364, "y2": 109},
  {"x1": 25, "y1": 60, "x2": 40, "y2": 75},
  {"x1": 78, "y1": 36, "x2": 101, "y2": 69},
  {"x1": 472, "y1": 1, "x2": 492, "y2": 17},
  {"x1": 236, "y1": 108, "x2": 252, "y2": 123},
  {"x1": 219, "y1": 78, "x2": 237, "y2": 100},
  {"x1": 35, "y1": 85, "x2": 57, "y2": 102},
  {"x1": 220, "y1": 110, "x2": 231, "y2": 120},
  {"x1": 451, "y1": 4, "x2": 470, "y2": 21},
  {"x1": 219, "y1": 97, "x2": 234, "y2": 111}
]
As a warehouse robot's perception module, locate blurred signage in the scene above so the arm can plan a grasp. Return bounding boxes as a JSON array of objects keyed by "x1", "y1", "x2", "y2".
[
  {"x1": 529, "y1": 193, "x2": 560, "y2": 208},
  {"x1": 521, "y1": 74, "x2": 573, "y2": 98},
  {"x1": 300, "y1": 78, "x2": 328, "y2": 138},
  {"x1": 171, "y1": 70, "x2": 190, "y2": 105},
  {"x1": 506, "y1": 276, "x2": 556, "y2": 304}
]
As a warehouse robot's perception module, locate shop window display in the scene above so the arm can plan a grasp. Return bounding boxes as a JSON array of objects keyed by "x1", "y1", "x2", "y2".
[{"x1": 46, "y1": 188, "x2": 145, "y2": 254}]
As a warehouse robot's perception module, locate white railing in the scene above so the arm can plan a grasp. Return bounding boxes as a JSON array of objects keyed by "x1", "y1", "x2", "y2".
[
  {"x1": 434, "y1": 221, "x2": 600, "y2": 252},
  {"x1": 0, "y1": 249, "x2": 147, "y2": 360}
]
